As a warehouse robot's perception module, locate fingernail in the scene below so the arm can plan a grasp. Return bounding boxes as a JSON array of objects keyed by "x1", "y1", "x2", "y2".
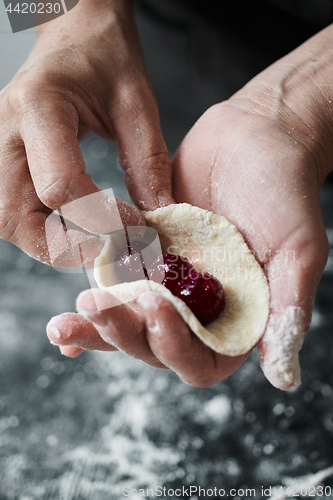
[
  {"x1": 146, "y1": 317, "x2": 159, "y2": 332},
  {"x1": 118, "y1": 200, "x2": 146, "y2": 226},
  {"x1": 260, "y1": 306, "x2": 306, "y2": 390},
  {"x1": 76, "y1": 290, "x2": 98, "y2": 313},
  {"x1": 137, "y1": 292, "x2": 162, "y2": 310},
  {"x1": 77, "y1": 289, "x2": 121, "y2": 315},
  {"x1": 46, "y1": 324, "x2": 62, "y2": 345},
  {"x1": 50, "y1": 326, "x2": 61, "y2": 339},
  {"x1": 137, "y1": 292, "x2": 161, "y2": 331}
]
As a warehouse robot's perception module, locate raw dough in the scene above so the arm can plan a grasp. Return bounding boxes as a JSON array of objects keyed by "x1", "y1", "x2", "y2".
[{"x1": 94, "y1": 203, "x2": 270, "y2": 356}]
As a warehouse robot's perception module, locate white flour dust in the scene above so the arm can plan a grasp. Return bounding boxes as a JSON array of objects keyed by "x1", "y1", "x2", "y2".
[
  {"x1": 269, "y1": 465, "x2": 333, "y2": 499},
  {"x1": 260, "y1": 306, "x2": 306, "y2": 390}
]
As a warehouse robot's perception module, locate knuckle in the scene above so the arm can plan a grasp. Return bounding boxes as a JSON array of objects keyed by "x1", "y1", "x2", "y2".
[
  {"x1": 0, "y1": 207, "x2": 19, "y2": 242},
  {"x1": 7, "y1": 65, "x2": 68, "y2": 118},
  {"x1": 138, "y1": 152, "x2": 171, "y2": 171},
  {"x1": 7, "y1": 72, "x2": 45, "y2": 113},
  {"x1": 37, "y1": 176, "x2": 73, "y2": 210},
  {"x1": 125, "y1": 152, "x2": 171, "y2": 180},
  {"x1": 117, "y1": 77, "x2": 156, "y2": 115}
]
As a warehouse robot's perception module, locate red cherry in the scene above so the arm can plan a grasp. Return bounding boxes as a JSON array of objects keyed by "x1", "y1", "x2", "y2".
[
  {"x1": 148, "y1": 253, "x2": 193, "y2": 293},
  {"x1": 115, "y1": 247, "x2": 225, "y2": 325},
  {"x1": 174, "y1": 272, "x2": 225, "y2": 325}
]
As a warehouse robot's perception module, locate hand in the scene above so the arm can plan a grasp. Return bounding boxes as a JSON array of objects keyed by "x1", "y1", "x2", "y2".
[
  {"x1": 0, "y1": 0, "x2": 173, "y2": 264},
  {"x1": 47, "y1": 289, "x2": 248, "y2": 388},
  {"x1": 171, "y1": 99, "x2": 329, "y2": 389},
  {"x1": 169, "y1": 25, "x2": 333, "y2": 389},
  {"x1": 47, "y1": 24, "x2": 333, "y2": 390}
]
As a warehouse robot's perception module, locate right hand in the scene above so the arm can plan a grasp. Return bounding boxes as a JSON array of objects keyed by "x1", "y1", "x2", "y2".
[{"x1": 0, "y1": 0, "x2": 174, "y2": 265}]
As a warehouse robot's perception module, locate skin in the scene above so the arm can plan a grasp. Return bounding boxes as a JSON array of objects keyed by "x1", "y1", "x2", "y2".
[
  {"x1": 49, "y1": 90, "x2": 330, "y2": 389},
  {"x1": 2, "y1": 1, "x2": 333, "y2": 389},
  {"x1": 0, "y1": 0, "x2": 173, "y2": 265},
  {"x1": 172, "y1": 103, "x2": 329, "y2": 389}
]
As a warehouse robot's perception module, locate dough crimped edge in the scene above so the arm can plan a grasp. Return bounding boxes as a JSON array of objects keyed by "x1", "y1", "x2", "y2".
[{"x1": 94, "y1": 203, "x2": 270, "y2": 356}]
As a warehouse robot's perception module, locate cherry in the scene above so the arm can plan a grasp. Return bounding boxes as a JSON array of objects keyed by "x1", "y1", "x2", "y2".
[
  {"x1": 148, "y1": 253, "x2": 193, "y2": 293},
  {"x1": 173, "y1": 272, "x2": 225, "y2": 325},
  {"x1": 149, "y1": 253, "x2": 225, "y2": 324},
  {"x1": 115, "y1": 246, "x2": 226, "y2": 325}
]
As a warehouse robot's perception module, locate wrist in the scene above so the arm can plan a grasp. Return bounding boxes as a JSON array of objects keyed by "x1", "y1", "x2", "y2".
[
  {"x1": 34, "y1": 0, "x2": 133, "y2": 50},
  {"x1": 232, "y1": 24, "x2": 333, "y2": 185}
]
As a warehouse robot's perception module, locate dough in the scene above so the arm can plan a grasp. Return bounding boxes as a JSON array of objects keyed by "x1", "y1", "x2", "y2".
[{"x1": 94, "y1": 203, "x2": 270, "y2": 356}]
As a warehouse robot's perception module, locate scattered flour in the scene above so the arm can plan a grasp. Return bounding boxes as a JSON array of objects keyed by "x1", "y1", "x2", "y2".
[
  {"x1": 202, "y1": 395, "x2": 232, "y2": 425},
  {"x1": 270, "y1": 465, "x2": 333, "y2": 499}
]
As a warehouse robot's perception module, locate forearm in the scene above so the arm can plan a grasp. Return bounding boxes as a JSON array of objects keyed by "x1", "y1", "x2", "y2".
[
  {"x1": 32, "y1": 0, "x2": 135, "y2": 56},
  {"x1": 36, "y1": 0, "x2": 132, "y2": 34},
  {"x1": 232, "y1": 23, "x2": 333, "y2": 183}
]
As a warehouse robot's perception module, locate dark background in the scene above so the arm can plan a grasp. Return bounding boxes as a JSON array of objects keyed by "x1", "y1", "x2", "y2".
[{"x1": 0, "y1": 1, "x2": 333, "y2": 498}]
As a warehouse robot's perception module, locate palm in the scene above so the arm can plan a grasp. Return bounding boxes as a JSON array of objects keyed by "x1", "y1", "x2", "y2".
[
  {"x1": 173, "y1": 102, "x2": 328, "y2": 388},
  {"x1": 48, "y1": 101, "x2": 328, "y2": 391}
]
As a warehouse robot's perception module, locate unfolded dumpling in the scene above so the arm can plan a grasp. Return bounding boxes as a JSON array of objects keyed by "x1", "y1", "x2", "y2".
[{"x1": 94, "y1": 203, "x2": 270, "y2": 356}]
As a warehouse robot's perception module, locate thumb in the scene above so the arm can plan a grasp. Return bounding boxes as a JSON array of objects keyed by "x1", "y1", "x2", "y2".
[
  {"x1": 112, "y1": 77, "x2": 175, "y2": 211},
  {"x1": 258, "y1": 233, "x2": 328, "y2": 390},
  {"x1": 20, "y1": 97, "x2": 144, "y2": 235}
]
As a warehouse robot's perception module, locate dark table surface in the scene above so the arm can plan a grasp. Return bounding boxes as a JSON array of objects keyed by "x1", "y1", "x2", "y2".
[
  {"x1": 0, "y1": 134, "x2": 332, "y2": 500},
  {"x1": 1, "y1": 2, "x2": 333, "y2": 498}
]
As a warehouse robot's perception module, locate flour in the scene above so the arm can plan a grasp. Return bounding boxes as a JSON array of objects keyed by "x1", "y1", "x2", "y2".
[
  {"x1": 260, "y1": 306, "x2": 306, "y2": 390},
  {"x1": 270, "y1": 465, "x2": 333, "y2": 499},
  {"x1": 201, "y1": 395, "x2": 232, "y2": 425}
]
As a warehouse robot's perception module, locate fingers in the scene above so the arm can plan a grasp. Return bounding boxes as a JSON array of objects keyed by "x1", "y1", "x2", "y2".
[
  {"x1": 0, "y1": 94, "x2": 144, "y2": 263},
  {"x1": 77, "y1": 289, "x2": 247, "y2": 384},
  {"x1": 0, "y1": 0, "x2": 172, "y2": 269},
  {"x1": 112, "y1": 75, "x2": 175, "y2": 211},
  {"x1": 47, "y1": 312, "x2": 117, "y2": 354},
  {"x1": 76, "y1": 289, "x2": 166, "y2": 368},
  {"x1": 0, "y1": 159, "x2": 104, "y2": 265},
  {"x1": 19, "y1": 96, "x2": 144, "y2": 233},
  {"x1": 59, "y1": 346, "x2": 84, "y2": 358},
  {"x1": 258, "y1": 230, "x2": 329, "y2": 390},
  {"x1": 137, "y1": 292, "x2": 247, "y2": 387},
  {"x1": 48, "y1": 289, "x2": 246, "y2": 386},
  {"x1": 0, "y1": 132, "x2": 103, "y2": 264}
]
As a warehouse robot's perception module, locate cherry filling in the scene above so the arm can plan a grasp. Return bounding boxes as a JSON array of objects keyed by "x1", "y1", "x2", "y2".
[
  {"x1": 148, "y1": 253, "x2": 193, "y2": 294},
  {"x1": 116, "y1": 248, "x2": 225, "y2": 325},
  {"x1": 173, "y1": 272, "x2": 225, "y2": 324}
]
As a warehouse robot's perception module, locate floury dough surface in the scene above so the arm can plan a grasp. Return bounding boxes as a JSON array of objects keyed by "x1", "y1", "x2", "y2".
[{"x1": 94, "y1": 203, "x2": 270, "y2": 356}]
